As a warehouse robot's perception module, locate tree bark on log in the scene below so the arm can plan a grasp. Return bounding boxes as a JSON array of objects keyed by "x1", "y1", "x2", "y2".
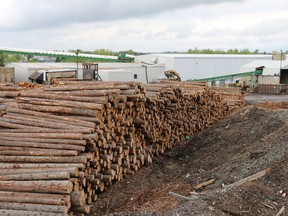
[
  {"x1": 0, "y1": 132, "x2": 84, "y2": 140},
  {"x1": 0, "y1": 149, "x2": 79, "y2": 157},
  {"x1": 0, "y1": 171, "x2": 70, "y2": 181},
  {"x1": 0, "y1": 136, "x2": 86, "y2": 145},
  {"x1": 17, "y1": 97, "x2": 104, "y2": 111},
  {"x1": 20, "y1": 91, "x2": 108, "y2": 104},
  {"x1": 0, "y1": 163, "x2": 85, "y2": 169},
  {"x1": 0, "y1": 140, "x2": 85, "y2": 151},
  {"x1": 17, "y1": 103, "x2": 99, "y2": 117},
  {"x1": 0, "y1": 156, "x2": 87, "y2": 164},
  {"x1": 0, "y1": 180, "x2": 73, "y2": 194},
  {"x1": 7, "y1": 107, "x2": 96, "y2": 128},
  {"x1": 0, "y1": 202, "x2": 68, "y2": 213}
]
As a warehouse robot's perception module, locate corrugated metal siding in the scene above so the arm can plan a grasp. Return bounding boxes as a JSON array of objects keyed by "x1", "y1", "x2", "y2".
[
  {"x1": 174, "y1": 57, "x2": 260, "y2": 81},
  {"x1": 135, "y1": 54, "x2": 275, "y2": 81},
  {"x1": 154, "y1": 54, "x2": 273, "y2": 59}
]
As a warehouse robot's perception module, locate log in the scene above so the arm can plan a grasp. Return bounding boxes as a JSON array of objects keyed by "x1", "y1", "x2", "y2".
[
  {"x1": 0, "y1": 140, "x2": 85, "y2": 151},
  {"x1": 0, "y1": 180, "x2": 73, "y2": 194},
  {"x1": 70, "y1": 191, "x2": 86, "y2": 207},
  {"x1": 0, "y1": 150, "x2": 79, "y2": 157},
  {"x1": 0, "y1": 163, "x2": 85, "y2": 169},
  {"x1": 17, "y1": 97, "x2": 104, "y2": 111},
  {"x1": 0, "y1": 136, "x2": 86, "y2": 145},
  {"x1": 7, "y1": 107, "x2": 96, "y2": 128},
  {"x1": 17, "y1": 103, "x2": 99, "y2": 117},
  {"x1": 0, "y1": 167, "x2": 79, "y2": 177},
  {"x1": 1, "y1": 114, "x2": 91, "y2": 130},
  {"x1": 0, "y1": 198, "x2": 65, "y2": 207},
  {"x1": 0, "y1": 156, "x2": 87, "y2": 164},
  {"x1": 0, "y1": 209, "x2": 69, "y2": 216},
  {"x1": 44, "y1": 83, "x2": 130, "y2": 91},
  {"x1": 0, "y1": 132, "x2": 84, "y2": 140},
  {"x1": 0, "y1": 127, "x2": 93, "y2": 134},
  {"x1": 20, "y1": 91, "x2": 108, "y2": 104},
  {"x1": 0, "y1": 202, "x2": 68, "y2": 213},
  {"x1": 0, "y1": 191, "x2": 70, "y2": 205},
  {"x1": 0, "y1": 171, "x2": 70, "y2": 181},
  {"x1": 0, "y1": 120, "x2": 41, "y2": 129}
]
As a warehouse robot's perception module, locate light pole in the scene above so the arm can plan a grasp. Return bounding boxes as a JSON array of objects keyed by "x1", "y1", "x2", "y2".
[
  {"x1": 76, "y1": 49, "x2": 80, "y2": 79},
  {"x1": 280, "y1": 50, "x2": 283, "y2": 83},
  {"x1": 280, "y1": 50, "x2": 283, "y2": 70}
]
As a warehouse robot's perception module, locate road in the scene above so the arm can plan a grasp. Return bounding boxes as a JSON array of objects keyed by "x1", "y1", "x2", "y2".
[{"x1": 245, "y1": 93, "x2": 288, "y2": 104}]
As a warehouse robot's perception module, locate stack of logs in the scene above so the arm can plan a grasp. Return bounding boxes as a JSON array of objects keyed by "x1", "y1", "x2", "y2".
[{"x1": 0, "y1": 81, "x2": 244, "y2": 215}]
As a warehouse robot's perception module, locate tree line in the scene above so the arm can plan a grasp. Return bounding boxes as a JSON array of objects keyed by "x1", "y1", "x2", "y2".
[{"x1": 1, "y1": 48, "x2": 287, "y2": 64}]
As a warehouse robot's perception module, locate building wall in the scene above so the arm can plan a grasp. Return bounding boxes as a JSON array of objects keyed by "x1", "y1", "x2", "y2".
[
  {"x1": 259, "y1": 76, "x2": 280, "y2": 84},
  {"x1": 135, "y1": 54, "x2": 272, "y2": 81},
  {"x1": 98, "y1": 65, "x2": 165, "y2": 83},
  {"x1": 6, "y1": 63, "x2": 78, "y2": 83},
  {"x1": 6, "y1": 62, "x2": 165, "y2": 84},
  {"x1": 10, "y1": 64, "x2": 29, "y2": 82},
  {"x1": 173, "y1": 57, "x2": 269, "y2": 81},
  {"x1": 240, "y1": 75, "x2": 280, "y2": 87}
]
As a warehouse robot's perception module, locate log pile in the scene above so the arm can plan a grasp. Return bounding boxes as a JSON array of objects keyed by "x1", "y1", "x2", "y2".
[
  {"x1": 209, "y1": 86, "x2": 244, "y2": 109},
  {"x1": 0, "y1": 81, "x2": 244, "y2": 215}
]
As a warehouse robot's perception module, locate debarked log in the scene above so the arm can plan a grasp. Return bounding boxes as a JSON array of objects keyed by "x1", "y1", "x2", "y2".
[
  {"x1": 0, "y1": 202, "x2": 68, "y2": 214},
  {"x1": 0, "y1": 171, "x2": 70, "y2": 181},
  {"x1": 0, "y1": 180, "x2": 73, "y2": 194}
]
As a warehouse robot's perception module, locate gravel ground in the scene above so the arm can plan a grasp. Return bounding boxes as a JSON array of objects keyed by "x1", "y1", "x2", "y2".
[{"x1": 245, "y1": 93, "x2": 288, "y2": 104}]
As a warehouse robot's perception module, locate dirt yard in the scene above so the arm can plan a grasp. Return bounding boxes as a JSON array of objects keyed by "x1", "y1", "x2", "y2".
[{"x1": 89, "y1": 100, "x2": 288, "y2": 215}]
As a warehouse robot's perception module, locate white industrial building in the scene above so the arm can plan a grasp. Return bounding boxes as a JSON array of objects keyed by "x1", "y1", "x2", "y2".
[
  {"x1": 5, "y1": 62, "x2": 165, "y2": 83},
  {"x1": 240, "y1": 60, "x2": 288, "y2": 84},
  {"x1": 134, "y1": 54, "x2": 273, "y2": 81},
  {"x1": 6, "y1": 53, "x2": 288, "y2": 86}
]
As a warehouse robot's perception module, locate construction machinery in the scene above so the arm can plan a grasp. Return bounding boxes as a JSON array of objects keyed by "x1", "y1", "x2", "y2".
[{"x1": 164, "y1": 70, "x2": 181, "y2": 81}]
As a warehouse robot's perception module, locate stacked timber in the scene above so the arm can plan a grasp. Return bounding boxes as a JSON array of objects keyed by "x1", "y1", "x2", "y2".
[
  {"x1": 143, "y1": 81, "x2": 230, "y2": 153},
  {"x1": 0, "y1": 83, "x2": 20, "y2": 117},
  {"x1": 0, "y1": 81, "x2": 244, "y2": 215},
  {"x1": 209, "y1": 86, "x2": 245, "y2": 109},
  {"x1": 0, "y1": 83, "x2": 20, "y2": 102},
  {"x1": 0, "y1": 106, "x2": 95, "y2": 215}
]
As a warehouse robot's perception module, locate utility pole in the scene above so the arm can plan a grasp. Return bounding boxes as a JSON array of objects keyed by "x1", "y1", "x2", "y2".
[
  {"x1": 280, "y1": 50, "x2": 283, "y2": 73},
  {"x1": 279, "y1": 50, "x2": 283, "y2": 84}
]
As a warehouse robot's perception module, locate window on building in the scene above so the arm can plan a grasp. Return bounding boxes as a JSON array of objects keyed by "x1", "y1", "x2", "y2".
[{"x1": 134, "y1": 74, "x2": 137, "y2": 79}]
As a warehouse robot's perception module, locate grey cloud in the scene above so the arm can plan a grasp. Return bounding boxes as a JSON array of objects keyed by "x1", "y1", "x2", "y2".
[
  {"x1": 240, "y1": 17, "x2": 288, "y2": 36},
  {"x1": 1, "y1": 0, "x2": 244, "y2": 31}
]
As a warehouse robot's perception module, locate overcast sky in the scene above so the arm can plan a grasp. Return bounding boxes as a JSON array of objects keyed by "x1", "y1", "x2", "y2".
[{"x1": 0, "y1": 0, "x2": 287, "y2": 53}]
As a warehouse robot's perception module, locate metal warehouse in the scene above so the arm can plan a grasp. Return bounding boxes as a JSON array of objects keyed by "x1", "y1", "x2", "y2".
[
  {"x1": 240, "y1": 60, "x2": 288, "y2": 84},
  {"x1": 134, "y1": 54, "x2": 273, "y2": 81},
  {"x1": 5, "y1": 62, "x2": 165, "y2": 84}
]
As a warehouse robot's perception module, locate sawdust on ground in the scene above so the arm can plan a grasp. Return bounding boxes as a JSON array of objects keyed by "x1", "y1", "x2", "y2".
[{"x1": 89, "y1": 102, "x2": 288, "y2": 216}]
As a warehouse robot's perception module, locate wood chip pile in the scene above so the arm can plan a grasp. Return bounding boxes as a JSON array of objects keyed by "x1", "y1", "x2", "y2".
[{"x1": 0, "y1": 81, "x2": 244, "y2": 215}]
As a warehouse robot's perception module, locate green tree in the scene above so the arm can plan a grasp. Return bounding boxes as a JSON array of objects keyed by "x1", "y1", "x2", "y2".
[
  {"x1": 253, "y1": 49, "x2": 259, "y2": 54},
  {"x1": 240, "y1": 49, "x2": 251, "y2": 54},
  {"x1": 92, "y1": 49, "x2": 117, "y2": 56}
]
